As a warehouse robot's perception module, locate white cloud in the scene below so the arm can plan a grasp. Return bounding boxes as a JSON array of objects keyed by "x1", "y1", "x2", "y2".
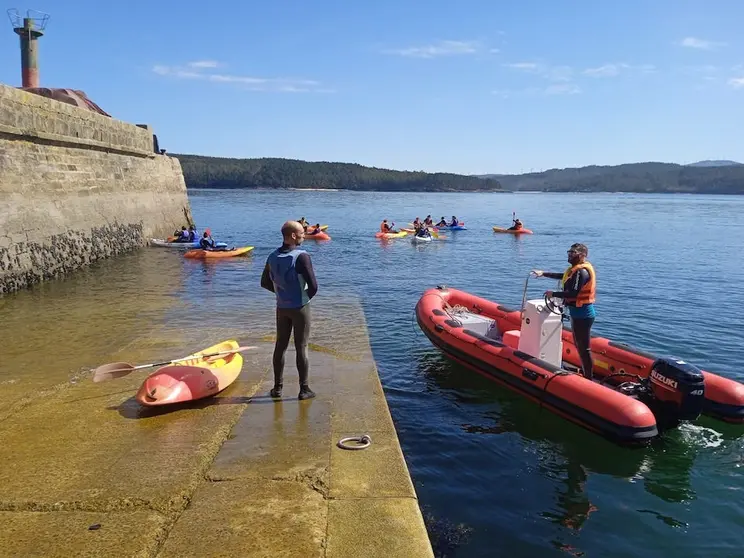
[
  {"x1": 152, "y1": 65, "x2": 202, "y2": 79},
  {"x1": 584, "y1": 64, "x2": 621, "y2": 77},
  {"x1": 489, "y1": 48, "x2": 501, "y2": 54},
  {"x1": 679, "y1": 37, "x2": 726, "y2": 50},
  {"x1": 545, "y1": 83, "x2": 581, "y2": 95},
  {"x1": 188, "y1": 60, "x2": 221, "y2": 69},
  {"x1": 583, "y1": 63, "x2": 656, "y2": 77},
  {"x1": 634, "y1": 64, "x2": 657, "y2": 73},
  {"x1": 503, "y1": 62, "x2": 540, "y2": 71},
  {"x1": 152, "y1": 63, "x2": 332, "y2": 93},
  {"x1": 384, "y1": 40, "x2": 479, "y2": 58},
  {"x1": 503, "y1": 62, "x2": 573, "y2": 81},
  {"x1": 729, "y1": 77, "x2": 744, "y2": 89},
  {"x1": 501, "y1": 62, "x2": 581, "y2": 93}
]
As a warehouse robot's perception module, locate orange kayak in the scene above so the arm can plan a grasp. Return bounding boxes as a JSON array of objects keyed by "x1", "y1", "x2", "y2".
[
  {"x1": 184, "y1": 246, "x2": 254, "y2": 259},
  {"x1": 135, "y1": 340, "x2": 243, "y2": 406},
  {"x1": 305, "y1": 231, "x2": 331, "y2": 240}
]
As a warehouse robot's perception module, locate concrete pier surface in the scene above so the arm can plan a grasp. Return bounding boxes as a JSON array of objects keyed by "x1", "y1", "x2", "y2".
[{"x1": 0, "y1": 295, "x2": 433, "y2": 557}]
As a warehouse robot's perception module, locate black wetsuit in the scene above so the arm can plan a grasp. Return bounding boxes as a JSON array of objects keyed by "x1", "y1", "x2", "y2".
[{"x1": 260, "y1": 246, "x2": 318, "y2": 391}]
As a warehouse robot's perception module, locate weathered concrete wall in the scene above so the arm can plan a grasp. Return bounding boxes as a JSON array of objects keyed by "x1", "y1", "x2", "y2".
[{"x1": 0, "y1": 83, "x2": 191, "y2": 294}]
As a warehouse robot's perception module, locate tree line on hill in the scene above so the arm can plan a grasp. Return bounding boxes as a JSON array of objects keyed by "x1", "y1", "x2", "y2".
[
  {"x1": 173, "y1": 154, "x2": 504, "y2": 192},
  {"x1": 174, "y1": 154, "x2": 744, "y2": 194},
  {"x1": 481, "y1": 162, "x2": 744, "y2": 194}
]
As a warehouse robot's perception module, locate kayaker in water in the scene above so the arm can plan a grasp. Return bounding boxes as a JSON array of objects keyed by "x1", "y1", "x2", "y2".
[
  {"x1": 199, "y1": 232, "x2": 229, "y2": 251},
  {"x1": 307, "y1": 223, "x2": 322, "y2": 235},
  {"x1": 415, "y1": 225, "x2": 432, "y2": 238},
  {"x1": 533, "y1": 243, "x2": 596, "y2": 380},
  {"x1": 449, "y1": 216, "x2": 458, "y2": 226},
  {"x1": 436, "y1": 216, "x2": 447, "y2": 227},
  {"x1": 261, "y1": 220, "x2": 318, "y2": 401},
  {"x1": 187, "y1": 224, "x2": 198, "y2": 241},
  {"x1": 508, "y1": 218, "x2": 524, "y2": 231},
  {"x1": 412, "y1": 217, "x2": 422, "y2": 230},
  {"x1": 380, "y1": 219, "x2": 398, "y2": 233},
  {"x1": 174, "y1": 226, "x2": 190, "y2": 242},
  {"x1": 424, "y1": 215, "x2": 433, "y2": 226}
]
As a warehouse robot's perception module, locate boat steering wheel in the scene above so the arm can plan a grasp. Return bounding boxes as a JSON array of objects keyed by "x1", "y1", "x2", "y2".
[{"x1": 544, "y1": 292, "x2": 564, "y2": 315}]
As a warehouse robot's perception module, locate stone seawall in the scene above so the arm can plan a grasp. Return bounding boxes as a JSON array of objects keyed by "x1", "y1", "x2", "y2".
[{"x1": 0, "y1": 83, "x2": 191, "y2": 294}]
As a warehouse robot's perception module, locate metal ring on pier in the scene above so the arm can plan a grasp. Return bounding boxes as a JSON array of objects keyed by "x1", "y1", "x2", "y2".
[{"x1": 337, "y1": 434, "x2": 372, "y2": 450}]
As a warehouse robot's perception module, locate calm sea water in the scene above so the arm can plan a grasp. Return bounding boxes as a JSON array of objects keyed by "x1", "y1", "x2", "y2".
[{"x1": 3, "y1": 189, "x2": 743, "y2": 557}]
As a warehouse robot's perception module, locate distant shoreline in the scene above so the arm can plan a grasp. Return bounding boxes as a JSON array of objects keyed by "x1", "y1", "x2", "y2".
[
  {"x1": 185, "y1": 186, "x2": 742, "y2": 196},
  {"x1": 186, "y1": 186, "x2": 504, "y2": 193},
  {"x1": 174, "y1": 154, "x2": 744, "y2": 195}
]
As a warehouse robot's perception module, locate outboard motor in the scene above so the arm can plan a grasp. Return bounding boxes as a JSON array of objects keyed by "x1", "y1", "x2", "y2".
[{"x1": 640, "y1": 357, "x2": 705, "y2": 430}]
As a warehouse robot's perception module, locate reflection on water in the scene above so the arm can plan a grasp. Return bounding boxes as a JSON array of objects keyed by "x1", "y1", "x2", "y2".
[{"x1": 1, "y1": 189, "x2": 743, "y2": 558}]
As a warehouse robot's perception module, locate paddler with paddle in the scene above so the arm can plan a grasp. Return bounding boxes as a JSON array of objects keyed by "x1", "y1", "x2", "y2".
[
  {"x1": 508, "y1": 213, "x2": 524, "y2": 231},
  {"x1": 380, "y1": 219, "x2": 399, "y2": 234},
  {"x1": 532, "y1": 243, "x2": 596, "y2": 380},
  {"x1": 199, "y1": 231, "x2": 230, "y2": 251},
  {"x1": 261, "y1": 220, "x2": 318, "y2": 400}
]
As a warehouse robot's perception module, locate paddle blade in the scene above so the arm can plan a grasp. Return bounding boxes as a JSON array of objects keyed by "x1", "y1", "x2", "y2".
[
  {"x1": 92, "y1": 362, "x2": 136, "y2": 383},
  {"x1": 91, "y1": 345, "x2": 258, "y2": 383}
]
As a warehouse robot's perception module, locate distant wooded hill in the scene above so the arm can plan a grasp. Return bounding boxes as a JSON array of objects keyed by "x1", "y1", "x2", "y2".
[
  {"x1": 478, "y1": 161, "x2": 744, "y2": 194},
  {"x1": 174, "y1": 154, "x2": 504, "y2": 192}
]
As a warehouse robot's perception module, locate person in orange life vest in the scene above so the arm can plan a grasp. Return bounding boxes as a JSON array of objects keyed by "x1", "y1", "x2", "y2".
[
  {"x1": 532, "y1": 243, "x2": 596, "y2": 380},
  {"x1": 412, "y1": 217, "x2": 422, "y2": 230},
  {"x1": 424, "y1": 215, "x2": 433, "y2": 226},
  {"x1": 380, "y1": 219, "x2": 398, "y2": 233}
]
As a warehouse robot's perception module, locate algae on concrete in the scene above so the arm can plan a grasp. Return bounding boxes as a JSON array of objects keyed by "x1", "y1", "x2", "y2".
[{"x1": 0, "y1": 294, "x2": 433, "y2": 556}]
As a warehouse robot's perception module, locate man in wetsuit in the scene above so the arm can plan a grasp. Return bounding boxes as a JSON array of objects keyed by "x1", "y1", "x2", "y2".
[
  {"x1": 261, "y1": 220, "x2": 318, "y2": 400},
  {"x1": 532, "y1": 243, "x2": 596, "y2": 380}
]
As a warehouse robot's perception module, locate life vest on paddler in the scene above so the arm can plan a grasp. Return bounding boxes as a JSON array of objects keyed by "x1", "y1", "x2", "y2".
[
  {"x1": 561, "y1": 262, "x2": 596, "y2": 307},
  {"x1": 380, "y1": 221, "x2": 388, "y2": 233}
]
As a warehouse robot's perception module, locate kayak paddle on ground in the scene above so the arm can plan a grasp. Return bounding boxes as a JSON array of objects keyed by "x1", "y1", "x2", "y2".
[{"x1": 91, "y1": 345, "x2": 257, "y2": 383}]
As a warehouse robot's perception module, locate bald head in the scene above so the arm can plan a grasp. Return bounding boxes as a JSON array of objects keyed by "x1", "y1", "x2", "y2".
[{"x1": 281, "y1": 220, "x2": 305, "y2": 244}]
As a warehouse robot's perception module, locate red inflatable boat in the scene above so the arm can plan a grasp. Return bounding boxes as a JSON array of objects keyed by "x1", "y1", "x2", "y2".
[{"x1": 416, "y1": 286, "x2": 744, "y2": 445}]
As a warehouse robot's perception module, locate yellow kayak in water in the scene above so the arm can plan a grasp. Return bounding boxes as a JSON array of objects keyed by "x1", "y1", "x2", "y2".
[
  {"x1": 184, "y1": 246, "x2": 255, "y2": 259},
  {"x1": 375, "y1": 230, "x2": 408, "y2": 239}
]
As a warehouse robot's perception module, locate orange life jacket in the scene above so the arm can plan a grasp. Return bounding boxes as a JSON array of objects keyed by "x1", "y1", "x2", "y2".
[
  {"x1": 380, "y1": 222, "x2": 389, "y2": 233},
  {"x1": 561, "y1": 261, "x2": 596, "y2": 307}
]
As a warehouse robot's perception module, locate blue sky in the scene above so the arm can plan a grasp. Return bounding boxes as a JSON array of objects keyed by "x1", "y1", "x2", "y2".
[{"x1": 1, "y1": 0, "x2": 742, "y2": 174}]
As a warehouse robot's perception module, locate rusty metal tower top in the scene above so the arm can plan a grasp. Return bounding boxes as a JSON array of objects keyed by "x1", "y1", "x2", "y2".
[{"x1": 7, "y1": 9, "x2": 50, "y2": 88}]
